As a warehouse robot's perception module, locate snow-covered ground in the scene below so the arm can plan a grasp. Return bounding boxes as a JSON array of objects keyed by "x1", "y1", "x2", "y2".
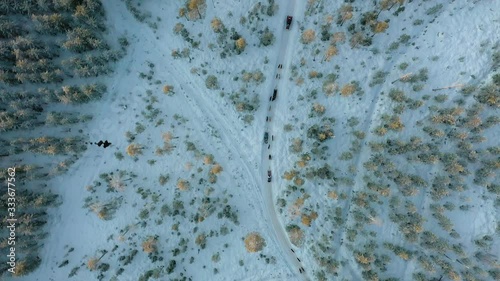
[{"x1": 11, "y1": 0, "x2": 499, "y2": 280}]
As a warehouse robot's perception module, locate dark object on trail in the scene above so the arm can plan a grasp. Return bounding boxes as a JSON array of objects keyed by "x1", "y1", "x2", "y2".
[
  {"x1": 272, "y1": 89, "x2": 277, "y2": 101},
  {"x1": 96, "y1": 140, "x2": 112, "y2": 148},
  {"x1": 286, "y1": 16, "x2": 293, "y2": 29},
  {"x1": 269, "y1": 154, "x2": 272, "y2": 160},
  {"x1": 264, "y1": 132, "x2": 269, "y2": 144},
  {"x1": 103, "y1": 140, "x2": 111, "y2": 148}
]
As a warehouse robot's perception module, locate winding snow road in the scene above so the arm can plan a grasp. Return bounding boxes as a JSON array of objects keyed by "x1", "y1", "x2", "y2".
[{"x1": 260, "y1": 0, "x2": 310, "y2": 280}]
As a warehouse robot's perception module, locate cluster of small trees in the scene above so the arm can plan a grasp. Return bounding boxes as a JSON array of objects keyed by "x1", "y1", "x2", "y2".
[
  {"x1": 475, "y1": 82, "x2": 499, "y2": 108},
  {"x1": 227, "y1": 88, "x2": 259, "y2": 115},
  {"x1": 240, "y1": 70, "x2": 265, "y2": 84},
  {"x1": 0, "y1": 189, "x2": 57, "y2": 276},
  {"x1": 251, "y1": 0, "x2": 278, "y2": 19},
  {"x1": 173, "y1": 22, "x2": 200, "y2": 49},
  {"x1": 210, "y1": 22, "x2": 247, "y2": 56},
  {"x1": 0, "y1": 1, "x2": 124, "y2": 279},
  {"x1": 332, "y1": 1, "x2": 406, "y2": 49},
  {"x1": 1, "y1": 37, "x2": 59, "y2": 85},
  {"x1": 62, "y1": 50, "x2": 122, "y2": 77},
  {"x1": 394, "y1": 68, "x2": 428, "y2": 84},
  {"x1": 45, "y1": 111, "x2": 92, "y2": 126},
  {"x1": 63, "y1": 27, "x2": 107, "y2": 52},
  {"x1": 307, "y1": 122, "x2": 334, "y2": 142},
  {"x1": 4, "y1": 136, "x2": 85, "y2": 156},
  {"x1": 375, "y1": 114, "x2": 404, "y2": 135},
  {"x1": 389, "y1": 206, "x2": 424, "y2": 242},
  {"x1": 55, "y1": 83, "x2": 107, "y2": 104},
  {"x1": 85, "y1": 196, "x2": 123, "y2": 221},
  {"x1": 0, "y1": 0, "x2": 111, "y2": 86}
]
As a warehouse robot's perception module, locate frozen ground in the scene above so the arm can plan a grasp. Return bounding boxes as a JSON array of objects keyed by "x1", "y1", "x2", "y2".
[{"x1": 11, "y1": 0, "x2": 499, "y2": 281}]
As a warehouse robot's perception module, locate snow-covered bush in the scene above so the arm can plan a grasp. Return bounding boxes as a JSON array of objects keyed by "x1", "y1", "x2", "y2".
[
  {"x1": 301, "y1": 29, "x2": 316, "y2": 44},
  {"x1": 205, "y1": 75, "x2": 219, "y2": 89}
]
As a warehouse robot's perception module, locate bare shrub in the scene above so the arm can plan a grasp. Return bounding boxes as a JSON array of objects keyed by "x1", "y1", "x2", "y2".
[
  {"x1": 177, "y1": 179, "x2": 189, "y2": 191},
  {"x1": 235, "y1": 37, "x2": 246, "y2": 53},
  {"x1": 290, "y1": 138, "x2": 303, "y2": 153},
  {"x1": 324, "y1": 45, "x2": 337, "y2": 61},
  {"x1": 204, "y1": 154, "x2": 214, "y2": 164},
  {"x1": 338, "y1": 5, "x2": 353, "y2": 25},
  {"x1": 323, "y1": 82, "x2": 338, "y2": 96},
  {"x1": 87, "y1": 257, "x2": 99, "y2": 271},
  {"x1": 187, "y1": 0, "x2": 207, "y2": 20},
  {"x1": 286, "y1": 224, "x2": 304, "y2": 246},
  {"x1": 340, "y1": 83, "x2": 356, "y2": 97},
  {"x1": 210, "y1": 163, "x2": 223, "y2": 174},
  {"x1": 163, "y1": 85, "x2": 174, "y2": 94},
  {"x1": 244, "y1": 232, "x2": 266, "y2": 252},
  {"x1": 312, "y1": 103, "x2": 326, "y2": 115},
  {"x1": 373, "y1": 21, "x2": 389, "y2": 33},
  {"x1": 126, "y1": 143, "x2": 142, "y2": 156},
  {"x1": 331, "y1": 32, "x2": 345, "y2": 44},
  {"x1": 142, "y1": 236, "x2": 158, "y2": 253},
  {"x1": 301, "y1": 29, "x2": 316, "y2": 44},
  {"x1": 211, "y1": 17, "x2": 224, "y2": 33}
]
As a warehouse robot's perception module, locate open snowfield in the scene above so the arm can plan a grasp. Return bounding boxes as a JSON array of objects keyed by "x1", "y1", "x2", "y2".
[{"x1": 1, "y1": 0, "x2": 499, "y2": 280}]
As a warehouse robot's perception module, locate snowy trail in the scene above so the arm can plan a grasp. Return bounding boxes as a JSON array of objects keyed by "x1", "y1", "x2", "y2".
[
  {"x1": 101, "y1": 1, "x2": 306, "y2": 279},
  {"x1": 156, "y1": 6, "x2": 310, "y2": 281},
  {"x1": 260, "y1": 0, "x2": 310, "y2": 280},
  {"x1": 334, "y1": 4, "x2": 452, "y2": 276}
]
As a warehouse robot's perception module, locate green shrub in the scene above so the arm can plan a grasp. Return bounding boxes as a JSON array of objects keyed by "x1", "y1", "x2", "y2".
[
  {"x1": 260, "y1": 27, "x2": 275, "y2": 46},
  {"x1": 205, "y1": 75, "x2": 219, "y2": 89},
  {"x1": 426, "y1": 4, "x2": 443, "y2": 16},
  {"x1": 369, "y1": 70, "x2": 388, "y2": 87}
]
